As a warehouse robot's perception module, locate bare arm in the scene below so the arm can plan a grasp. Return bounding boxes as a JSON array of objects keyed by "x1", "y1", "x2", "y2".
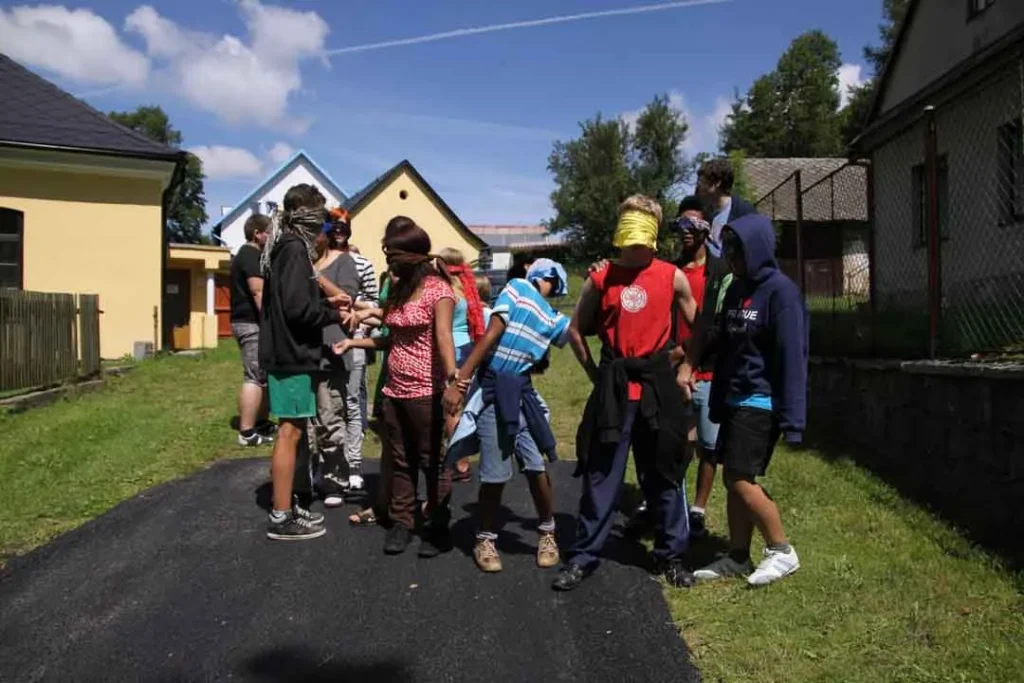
[
  {"x1": 569, "y1": 278, "x2": 601, "y2": 383},
  {"x1": 444, "y1": 314, "x2": 506, "y2": 414},
  {"x1": 673, "y1": 268, "x2": 697, "y2": 329},
  {"x1": 457, "y1": 315, "x2": 506, "y2": 382},
  {"x1": 246, "y1": 276, "x2": 264, "y2": 312},
  {"x1": 335, "y1": 336, "x2": 390, "y2": 353},
  {"x1": 434, "y1": 296, "x2": 457, "y2": 381},
  {"x1": 672, "y1": 268, "x2": 697, "y2": 400}
]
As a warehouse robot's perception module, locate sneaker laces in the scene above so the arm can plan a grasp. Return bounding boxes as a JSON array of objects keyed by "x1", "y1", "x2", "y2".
[
  {"x1": 292, "y1": 515, "x2": 320, "y2": 530},
  {"x1": 477, "y1": 538, "x2": 498, "y2": 560},
  {"x1": 293, "y1": 506, "x2": 317, "y2": 521},
  {"x1": 538, "y1": 533, "x2": 558, "y2": 552}
]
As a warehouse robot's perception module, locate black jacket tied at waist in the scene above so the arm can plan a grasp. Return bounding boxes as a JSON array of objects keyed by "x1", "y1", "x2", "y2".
[{"x1": 574, "y1": 344, "x2": 689, "y2": 484}]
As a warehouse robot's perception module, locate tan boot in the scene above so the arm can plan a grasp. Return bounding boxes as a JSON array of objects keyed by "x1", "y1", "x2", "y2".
[
  {"x1": 536, "y1": 531, "x2": 560, "y2": 568},
  {"x1": 474, "y1": 537, "x2": 503, "y2": 573}
]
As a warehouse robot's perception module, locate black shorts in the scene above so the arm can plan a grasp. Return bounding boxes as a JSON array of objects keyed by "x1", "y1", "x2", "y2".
[{"x1": 714, "y1": 406, "x2": 780, "y2": 478}]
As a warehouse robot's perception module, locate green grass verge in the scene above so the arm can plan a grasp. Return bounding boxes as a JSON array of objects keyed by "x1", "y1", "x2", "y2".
[{"x1": 1, "y1": 342, "x2": 1022, "y2": 682}]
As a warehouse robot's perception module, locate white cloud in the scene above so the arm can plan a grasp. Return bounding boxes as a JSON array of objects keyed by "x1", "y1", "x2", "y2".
[
  {"x1": 267, "y1": 142, "x2": 296, "y2": 164},
  {"x1": 0, "y1": 5, "x2": 148, "y2": 86},
  {"x1": 190, "y1": 145, "x2": 264, "y2": 180},
  {"x1": 837, "y1": 63, "x2": 867, "y2": 109},
  {"x1": 621, "y1": 90, "x2": 732, "y2": 157},
  {"x1": 125, "y1": 0, "x2": 329, "y2": 130}
]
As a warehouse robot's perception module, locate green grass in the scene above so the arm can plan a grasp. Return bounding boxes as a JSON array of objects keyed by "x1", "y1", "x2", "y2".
[
  {"x1": 1, "y1": 342, "x2": 1022, "y2": 682},
  {"x1": 0, "y1": 343, "x2": 249, "y2": 559}
]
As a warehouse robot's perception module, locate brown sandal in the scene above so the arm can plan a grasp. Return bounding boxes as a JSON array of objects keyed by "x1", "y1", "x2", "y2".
[{"x1": 348, "y1": 508, "x2": 378, "y2": 526}]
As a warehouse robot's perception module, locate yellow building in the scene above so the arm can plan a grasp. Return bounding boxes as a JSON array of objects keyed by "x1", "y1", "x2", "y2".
[
  {"x1": 0, "y1": 53, "x2": 183, "y2": 359},
  {"x1": 166, "y1": 244, "x2": 232, "y2": 351},
  {"x1": 344, "y1": 160, "x2": 487, "y2": 276}
]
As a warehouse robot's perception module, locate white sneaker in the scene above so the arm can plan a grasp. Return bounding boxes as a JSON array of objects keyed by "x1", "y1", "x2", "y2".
[
  {"x1": 693, "y1": 555, "x2": 754, "y2": 581},
  {"x1": 321, "y1": 473, "x2": 347, "y2": 508},
  {"x1": 747, "y1": 547, "x2": 800, "y2": 587},
  {"x1": 348, "y1": 474, "x2": 364, "y2": 491}
]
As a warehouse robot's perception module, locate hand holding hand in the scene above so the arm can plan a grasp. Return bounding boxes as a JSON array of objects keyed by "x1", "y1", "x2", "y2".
[
  {"x1": 348, "y1": 309, "x2": 368, "y2": 333},
  {"x1": 676, "y1": 364, "x2": 695, "y2": 402},
  {"x1": 442, "y1": 384, "x2": 465, "y2": 416},
  {"x1": 328, "y1": 291, "x2": 352, "y2": 310}
]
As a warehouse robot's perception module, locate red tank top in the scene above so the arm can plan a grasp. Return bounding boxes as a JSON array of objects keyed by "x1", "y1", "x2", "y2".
[{"x1": 591, "y1": 259, "x2": 677, "y2": 401}]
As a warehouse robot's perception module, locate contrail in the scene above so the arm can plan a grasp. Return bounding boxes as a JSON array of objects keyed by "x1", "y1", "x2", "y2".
[{"x1": 325, "y1": 0, "x2": 730, "y2": 56}]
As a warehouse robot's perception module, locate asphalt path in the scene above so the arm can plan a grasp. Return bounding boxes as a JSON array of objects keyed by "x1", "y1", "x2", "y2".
[{"x1": 0, "y1": 459, "x2": 698, "y2": 683}]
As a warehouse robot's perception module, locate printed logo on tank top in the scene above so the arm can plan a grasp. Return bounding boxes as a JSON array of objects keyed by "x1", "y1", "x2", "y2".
[{"x1": 620, "y1": 284, "x2": 648, "y2": 313}]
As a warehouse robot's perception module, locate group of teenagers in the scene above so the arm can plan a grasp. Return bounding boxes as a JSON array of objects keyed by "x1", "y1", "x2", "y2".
[{"x1": 237, "y1": 157, "x2": 808, "y2": 592}]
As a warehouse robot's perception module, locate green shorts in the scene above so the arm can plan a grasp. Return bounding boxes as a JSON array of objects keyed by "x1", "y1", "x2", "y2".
[{"x1": 268, "y1": 373, "x2": 317, "y2": 419}]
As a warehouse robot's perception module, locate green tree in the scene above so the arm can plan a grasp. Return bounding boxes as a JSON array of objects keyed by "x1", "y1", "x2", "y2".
[
  {"x1": 864, "y1": 0, "x2": 911, "y2": 76},
  {"x1": 108, "y1": 106, "x2": 208, "y2": 244},
  {"x1": 721, "y1": 30, "x2": 844, "y2": 158},
  {"x1": 842, "y1": 0, "x2": 911, "y2": 147},
  {"x1": 547, "y1": 95, "x2": 689, "y2": 262},
  {"x1": 728, "y1": 149, "x2": 753, "y2": 203}
]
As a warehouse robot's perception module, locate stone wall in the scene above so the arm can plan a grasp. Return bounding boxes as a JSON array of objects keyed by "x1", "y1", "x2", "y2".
[{"x1": 807, "y1": 358, "x2": 1024, "y2": 564}]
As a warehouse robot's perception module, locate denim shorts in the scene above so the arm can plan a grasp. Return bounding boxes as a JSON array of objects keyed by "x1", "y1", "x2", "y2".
[
  {"x1": 690, "y1": 380, "x2": 720, "y2": 451},
  {"x1": 476, "y1": 402, "x2": 547, "y2": 484}
]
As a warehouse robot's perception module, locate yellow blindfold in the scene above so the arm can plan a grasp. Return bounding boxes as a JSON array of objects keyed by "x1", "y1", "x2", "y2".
[{"x1": 613, "y1": 210, "x2": 659, "y2": 250}]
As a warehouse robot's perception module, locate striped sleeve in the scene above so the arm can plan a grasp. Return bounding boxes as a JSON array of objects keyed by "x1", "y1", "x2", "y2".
[{"x1": 353, "y1": 253, "x2": 378, "y2": 306}]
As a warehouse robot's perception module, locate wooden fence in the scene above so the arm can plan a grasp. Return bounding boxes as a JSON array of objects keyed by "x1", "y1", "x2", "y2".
[{"x1": 0, "y1": 290, "x2": 101, "y2": 393}]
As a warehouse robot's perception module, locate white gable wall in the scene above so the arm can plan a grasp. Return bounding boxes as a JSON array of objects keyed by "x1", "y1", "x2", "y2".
[
  {"x1": 219, "y1": 159, "x2": 346, "y2": 255},
  {"x1": 880, "y1": 2, "x2": 1024, "y2": 115}
]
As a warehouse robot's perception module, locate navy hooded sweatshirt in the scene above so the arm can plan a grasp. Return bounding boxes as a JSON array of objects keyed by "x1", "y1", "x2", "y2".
[{"x1": 709, "y1": 213, "x2": 808, "y2": 444}]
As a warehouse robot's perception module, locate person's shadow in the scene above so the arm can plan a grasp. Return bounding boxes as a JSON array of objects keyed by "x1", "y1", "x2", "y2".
[{"x1": 243, "y1": 647, "x2": 413, "y2": 683}]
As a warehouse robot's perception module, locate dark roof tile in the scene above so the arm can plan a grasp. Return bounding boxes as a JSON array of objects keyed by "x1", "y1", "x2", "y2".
[{"x1": 0, "y1": 53, "x2": 180, "y2": 160}]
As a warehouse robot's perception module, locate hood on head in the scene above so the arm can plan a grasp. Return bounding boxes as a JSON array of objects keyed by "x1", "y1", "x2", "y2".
[{"x1": 727, "y1": 213, "x2": 777, "y2": 280}]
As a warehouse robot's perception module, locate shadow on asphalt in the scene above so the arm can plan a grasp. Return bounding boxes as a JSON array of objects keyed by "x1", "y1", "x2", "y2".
[{"x1": 240, "y1": 647, "x2": 414, "y2": 683}]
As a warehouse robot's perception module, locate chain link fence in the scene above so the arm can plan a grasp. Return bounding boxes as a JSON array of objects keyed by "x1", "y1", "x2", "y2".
[
  {"x1": 930, "y1": 53, "x2": 1024, "y2": 355},
  {"x1": 752, "y1": 53, "x2": 1024, "y2": 358},
  {"x1": 754, "y1": 163, "x2": 875, "y2": 357}
]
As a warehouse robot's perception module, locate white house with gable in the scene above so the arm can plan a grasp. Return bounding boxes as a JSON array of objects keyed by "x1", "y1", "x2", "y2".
[{"x1": 214, "y1": 150, "x2": 347, "y2": 254}]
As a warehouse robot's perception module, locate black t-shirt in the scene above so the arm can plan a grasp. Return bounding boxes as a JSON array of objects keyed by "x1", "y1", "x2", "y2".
[{"x1": 230, "y1": 243, "x2": 263, "y2": 323}]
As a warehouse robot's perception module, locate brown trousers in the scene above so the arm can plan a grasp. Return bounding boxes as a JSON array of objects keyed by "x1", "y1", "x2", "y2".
[{"x1": 379, "y1": 394, "x2": 452, "y2": 530}]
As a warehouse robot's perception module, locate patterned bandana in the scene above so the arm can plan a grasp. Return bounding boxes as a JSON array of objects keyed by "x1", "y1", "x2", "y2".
[{"x1": 261, "y1": 205, "x2": 325, "y2": 275}]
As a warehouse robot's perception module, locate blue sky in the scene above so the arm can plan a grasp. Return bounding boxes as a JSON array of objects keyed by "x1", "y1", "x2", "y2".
[{"x1": 1, "y1": 0, "x2": 880, "y2": 227}]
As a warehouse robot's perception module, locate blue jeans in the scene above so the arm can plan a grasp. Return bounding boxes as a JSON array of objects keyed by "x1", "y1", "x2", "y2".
[
  {"x1": 570, "y1": 402, "x2": 690, "y2": 570},
  {"x1": 690, "y1": 380, "x2": 720, "y2": 451},
  {"x1": 476, "y1": 403, "x2": 547, "y2": 484}
]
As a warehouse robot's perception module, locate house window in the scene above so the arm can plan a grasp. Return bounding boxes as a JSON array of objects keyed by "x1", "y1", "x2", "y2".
[
  {"x1": 968, "y1": 0, "x2": 995, "y2": 20},
  {"x1": 997, "y1": 116, "x2": 1024, "y2": 225},
  {"x1": 0, "y1": 208, "x2": 24, "y2": 289},
  {"x1": 911, "y1": 156, "x2": 949, "y2": 247}
]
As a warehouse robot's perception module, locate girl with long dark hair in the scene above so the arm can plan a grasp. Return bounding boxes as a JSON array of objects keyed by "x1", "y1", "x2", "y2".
[{"x1": 339, "y1": 216, "x2": 460, "y2": 557}]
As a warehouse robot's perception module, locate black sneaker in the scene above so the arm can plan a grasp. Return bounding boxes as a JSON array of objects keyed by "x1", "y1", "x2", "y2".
[
  {"x1": 267, "y1": 514, "x2": 326, "y2": 541},
  {"x1": 418, "y1": 526, "x2": 453, "y2": 558},
  {"x1": 319, "y1": 474, "x2": 347, "y2": 508},
  {"x1": 552, "y1": 563, "x2": 593, "y2": 592},
  {"x1": 656, "y1": 558, "x2": 697, "y2": 588},
  {"x1": 384, "y1": 525, "x2": 412, "y2": 555},
  {"x1": 237, "y1": 431, "x2": 271, "y2": 447},
  {"x1": 623, "y1": 504, "x2": 653, "y2": 538},
  {"x1": 292, "y1": 499, "x2": 325, "y2": 526},
  {"x1": 689, "y1": 511, "x2": 708, "y2": 540},
  {"x1": 256, "y1": 419, "x2": 278, "y2": 438}
]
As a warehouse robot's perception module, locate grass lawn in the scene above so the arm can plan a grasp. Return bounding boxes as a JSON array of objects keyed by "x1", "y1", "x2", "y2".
[{"x1": 2, "y1": 342, "x2": 1022, "y2": 681}]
